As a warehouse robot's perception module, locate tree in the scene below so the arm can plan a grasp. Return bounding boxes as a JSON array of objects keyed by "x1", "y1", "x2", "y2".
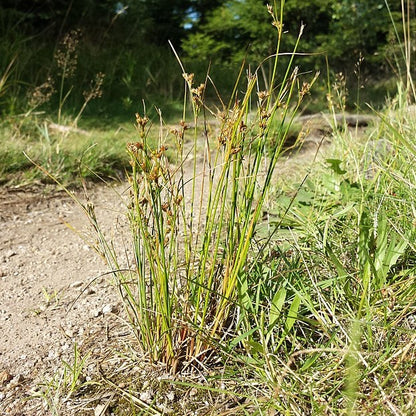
[
  {"x1": 182, "y1": 0, "x2": 277, "y2": 66},
  {"x1": 321, "y1": 0, "x2": 394, "y2": 71}
]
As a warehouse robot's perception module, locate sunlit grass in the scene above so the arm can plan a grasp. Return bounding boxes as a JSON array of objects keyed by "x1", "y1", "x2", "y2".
[{"x1": 0, "y1": 116, "x2": 136, "y2": 185}]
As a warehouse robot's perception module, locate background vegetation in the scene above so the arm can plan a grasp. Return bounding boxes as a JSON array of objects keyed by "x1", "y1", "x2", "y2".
[
  {"x1": 2, "y1": 0, "x2": 413, "y2": 185},
  {"x1": 0, "y1": 0, "x2": 411, "y2": 118}
]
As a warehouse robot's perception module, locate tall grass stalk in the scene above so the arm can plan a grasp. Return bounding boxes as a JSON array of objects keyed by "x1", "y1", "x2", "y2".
[
  {"x1": 385, "y1": 0, "x2": 416, "y2": 100},
  {"x1": 0, "y1": 56, "x2": 15, "y2": 99}
]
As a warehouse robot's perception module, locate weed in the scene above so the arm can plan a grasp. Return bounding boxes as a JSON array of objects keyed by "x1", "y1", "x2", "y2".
[{"x1": 32, "y1": 343, "x2": 93, "y2": 415}]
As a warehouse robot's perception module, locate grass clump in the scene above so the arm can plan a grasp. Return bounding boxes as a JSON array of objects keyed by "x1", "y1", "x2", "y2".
[{"x1": 84, "y1": 2, "x2": 312, "y2": 369}]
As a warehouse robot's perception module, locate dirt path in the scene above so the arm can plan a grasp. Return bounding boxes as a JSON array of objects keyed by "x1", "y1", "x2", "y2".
[{"x1": 0, "y1": 183, "x2": 131, "y2": 414}]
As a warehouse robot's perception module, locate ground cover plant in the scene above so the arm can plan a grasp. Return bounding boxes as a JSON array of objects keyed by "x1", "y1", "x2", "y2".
[{"x1": 3, "y1": 1, "x2": 416, "y2": 415}]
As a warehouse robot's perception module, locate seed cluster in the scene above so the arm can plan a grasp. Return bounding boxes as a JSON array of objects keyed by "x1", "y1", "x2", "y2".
[{"x1": 54, "y1": 29, "x2": 81, "y2": 78}]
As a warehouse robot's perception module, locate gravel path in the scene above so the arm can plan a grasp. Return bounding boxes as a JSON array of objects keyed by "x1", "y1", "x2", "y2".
[{"x1": 0, "y1": 183, "x2": 129, "y2": 414}]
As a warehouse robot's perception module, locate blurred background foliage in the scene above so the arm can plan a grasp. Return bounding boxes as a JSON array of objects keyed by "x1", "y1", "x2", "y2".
[{"x1": 0, "y1": 0, "x2": 411, "y2": 120}]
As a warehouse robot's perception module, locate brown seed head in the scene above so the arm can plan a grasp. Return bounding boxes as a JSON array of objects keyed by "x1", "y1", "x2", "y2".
[
  {"x1": 136, "y1": 113, "x2": 149, "y2": 132},
  {"x1": 83, "y1": 72, "x2": 105, "y2": 101},
  {"x1": 183, "y1": 73, "x2": 194, "y2": 86},
  {"x1": 299, "y1": 82, "x2": 311, "y2": 99},
  {"x1": 155, "y1": 145, "x2": 168, "y2": 158},
  {"x1": 191, "y1": 83, "x2": 205, "y2": 98},
  {"x1": 28, "y1": 76, "x2": 55, "y2": 108},
  {"x1": 127, "y1": 142, "x2": 144, "y2": 154},
  {"x1": 180, "y1": 120, "x2": 189, "y2": 130},
  {"x1": 54, "y1": 29, "x2": 81, "y2": 78}
]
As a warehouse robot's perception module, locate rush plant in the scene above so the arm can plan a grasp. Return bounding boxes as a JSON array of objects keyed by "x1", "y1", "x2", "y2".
[{"x1": 82, "y1": 2, "x2": 315, "y2": 370}]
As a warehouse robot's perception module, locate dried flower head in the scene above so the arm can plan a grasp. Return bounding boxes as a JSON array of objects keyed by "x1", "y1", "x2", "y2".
[
  {"x1": 127, "y1": 141, "x2": 144, "y2": 155},
  {"x1": 272, "y1": 19, "x2": 283, "y2": 31},
  {"x1": 83, "y1": 72, "x2": 105, "y2": 101},
  {"x1": 54, "y1": 29, "x2": 81, "y2": 78},
  {"x1": 135, "y1": 113, "x2": 149, "y2": 137},
  {"x1": 191, "y1": 83, "x2": 205, "y2": 98},
  {"x1": 257, "y1": 90, "x2": 269, "y2": 105},
  {"x1": 183, "y1": 73, "x2": 194, "y2": 86},
  {"x1": 331, "y1": 72, "x2": 348, "y2": 111},
  {"x1": 179, "y1": 120, "x2": 189, "y2": 130},
  {"x1": 174, "y1": 194, "x2": 183, "y2": 205},
  {"x1": 299, "y1": 82, "x2": 311, "y2": 99},
  {"x1": 28, "y1": 76, "x2": 55, "y2": 108},
  {"x1": 191, "y1": 83, "x2": 205, "y2": 109},
  {"x1": 155, "y1": 145, "x2": 168, "y2": 159},
  {"x1": 259, "y1": 109, "x2": 271, "y2": 130}
]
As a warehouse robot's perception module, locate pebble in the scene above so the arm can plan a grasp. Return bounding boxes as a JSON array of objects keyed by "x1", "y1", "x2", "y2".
[
  {"x1": 140, "y1": 390, "x2": 154, "y2": 402},
  {"x1": 0, "y1": 370, "x2": 13, "y2": 385},
  {"x1": 102, "y1": 304, "x2": 115, "y2": 314},
  {"x1": 9, "y1": 374, "x2": 24, "y2": 386},
  {"x1": 70, "y1": 281, "x2": 84, "y2": 288},
  {"x1": 93, "y1": 309, "x2": 102, "y2": 318},
  {"x1": 5, "y1": 250, "x2": 17, "y2": 258}
]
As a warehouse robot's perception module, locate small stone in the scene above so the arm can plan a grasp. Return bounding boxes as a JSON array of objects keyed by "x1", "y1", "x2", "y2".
[
  {"x1": 70, "y1": 281, "x2": 83, "y2": 288},
  {"x1": 10, "y1": 374, "x2": 24, "y2": 386},
  {"x1": 140, "y1": 390, "x2": 153, "y2": 402},
  {"x1": 93, "y1": 309, "x2": 102, "y2": 318},
  {"x1": 0, "y1": 370, "x2": 13, "y2": 385},
  {"x1": 102, "y1": 304, "x2": 115, "y2": 314},
  {"x1": 5, "y1": 250, "x2": 17, "y2": 258}
]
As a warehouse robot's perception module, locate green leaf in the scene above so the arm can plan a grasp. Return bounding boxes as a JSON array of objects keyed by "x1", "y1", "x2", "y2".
[
  {"x1": 246, "y1": 340, "x2": 264, "y2": 355},
  {"x1": 326, "y1": 158, "x2": 347, "y2": 175},
  {"x1": 285, "y1": 294, "x2": 301, "y2": 333},
  {"x1": 268, "y1": 287, "x2": 287, "y2": 329}
]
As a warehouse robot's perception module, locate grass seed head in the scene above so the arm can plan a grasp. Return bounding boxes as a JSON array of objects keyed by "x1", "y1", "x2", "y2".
[
  {"x1": 83, "y1": 72, "x2": 105, "y2": 101},
  {"x1": 191, "y1": 83, "x2": 205, "y2": 108},
  {"x1": 257, "y1": 90, "x2": 269, "y2": 105},
  {"x1": 54, "y1": 29, "x2": 81, "y2": 78},
  {"x1": 28, "y1": 76, "x2": 55, "y2": 109},
  {"x1": 183, "y1": 72, "x2": 194, "y2": 87},
  {"x1": 135, "y1": 113, "x2": 149, "y2": 129}
]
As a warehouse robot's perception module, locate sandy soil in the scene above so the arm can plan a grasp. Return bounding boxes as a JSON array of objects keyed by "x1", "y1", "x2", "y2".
[{"x1": 0, "y1": 182, "x2": 131, "y2": 415}]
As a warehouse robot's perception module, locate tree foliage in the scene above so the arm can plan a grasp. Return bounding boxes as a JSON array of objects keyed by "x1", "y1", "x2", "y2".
[
  {"x1": 182, "y1": 0, "x2": 404, "y2": 75},
  {"x1": 0, "y1": 0, "x2": 412, "y2": 115}
]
